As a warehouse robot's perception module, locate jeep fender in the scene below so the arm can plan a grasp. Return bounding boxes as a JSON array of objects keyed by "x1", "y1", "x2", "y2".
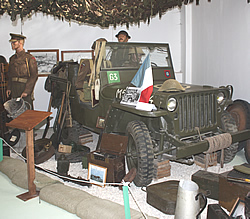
[{"x1": 104, "y1": 102, "x2": 169, "y2": 134}]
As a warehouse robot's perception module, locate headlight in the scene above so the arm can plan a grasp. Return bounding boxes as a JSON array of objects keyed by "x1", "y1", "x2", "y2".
[
  {"x1": 217, "y1": 92, "x2": 225, "y2": 104},
  {"x1": 167, "y1": 98, "x2": 177, "y2": 112}
]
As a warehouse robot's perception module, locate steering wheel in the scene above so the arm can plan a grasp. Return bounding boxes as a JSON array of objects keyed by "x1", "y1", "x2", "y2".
[{"x1": 151, "y1": 62, "x2": 157, "y2": 67}]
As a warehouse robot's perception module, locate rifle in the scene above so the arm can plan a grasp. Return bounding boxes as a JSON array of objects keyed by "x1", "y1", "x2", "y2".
[{"x1": 35, "y1": 165, "x2": 92, "y2": 187}]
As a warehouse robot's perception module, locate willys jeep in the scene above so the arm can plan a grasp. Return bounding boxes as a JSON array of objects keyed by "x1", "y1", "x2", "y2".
[{"x1": 46, "y1": 39, "x2": 250, "y2": 187}]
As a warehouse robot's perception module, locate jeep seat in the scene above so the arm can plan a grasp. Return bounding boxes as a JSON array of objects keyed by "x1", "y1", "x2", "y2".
[{"x1": 75, "y1": 59, "x2": 93, "y2": 102}]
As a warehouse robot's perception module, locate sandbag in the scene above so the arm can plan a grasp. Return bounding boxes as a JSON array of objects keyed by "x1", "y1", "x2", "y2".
[{"x1": 40, "y1": 183, "x2": 94, "y2": 214}]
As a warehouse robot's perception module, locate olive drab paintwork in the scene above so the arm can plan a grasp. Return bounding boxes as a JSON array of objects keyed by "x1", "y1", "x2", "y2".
[{"x1": 46, "y1": 40, "x2": 250, "y2": 186}]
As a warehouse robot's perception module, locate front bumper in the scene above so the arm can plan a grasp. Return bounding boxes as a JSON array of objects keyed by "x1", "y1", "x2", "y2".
[{"x1": 176, "y1": 129, "x2": 250, "y2": 159}]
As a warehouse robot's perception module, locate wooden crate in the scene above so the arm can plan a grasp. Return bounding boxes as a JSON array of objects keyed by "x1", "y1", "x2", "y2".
[
  {"x1": 194, "y1": 153, "x2": 217, "y2": 170},
  {"x1": 192, "y1": 170, "x2": 219, "y2": 200},
  {"x1": 87, "y1": 133, "x2": 128, "y2": 183},
  {"x1": 219, "y1": 171, "x2": 250, "y2": 211}
]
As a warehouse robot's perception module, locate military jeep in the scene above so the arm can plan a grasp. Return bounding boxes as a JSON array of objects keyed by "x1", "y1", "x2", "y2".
[{"x1": 46, "y1": 39, "x2": 250, "y2": 187}]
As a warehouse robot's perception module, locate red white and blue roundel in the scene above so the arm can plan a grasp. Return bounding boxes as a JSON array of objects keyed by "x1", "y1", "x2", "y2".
[{"x1": 164, "y1": 70, "x2": 171, "y2": 78}]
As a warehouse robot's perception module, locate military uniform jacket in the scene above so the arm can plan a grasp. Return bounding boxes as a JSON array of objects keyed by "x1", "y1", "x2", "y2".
[
  {"x1": 110, "y1": 46, "x2": 130, "y2": 67},
  {"x1": 8, "y1": 49, "x2": 38, "y2": 95}
]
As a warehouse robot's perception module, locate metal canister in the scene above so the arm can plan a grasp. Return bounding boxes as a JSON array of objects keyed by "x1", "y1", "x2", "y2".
[{"x1": 57, "y1": 154, "x2": 70, "y2": 176}]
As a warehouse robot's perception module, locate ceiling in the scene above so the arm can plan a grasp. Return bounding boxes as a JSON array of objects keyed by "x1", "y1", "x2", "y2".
[{"x1": 0, "y1": 0, "x2": 249, "y2": 27}]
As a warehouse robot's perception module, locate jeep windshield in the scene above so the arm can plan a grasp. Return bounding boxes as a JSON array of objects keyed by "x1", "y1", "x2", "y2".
[{"x1": 102, "y1": 42, "x2": 172, "y2": 69}]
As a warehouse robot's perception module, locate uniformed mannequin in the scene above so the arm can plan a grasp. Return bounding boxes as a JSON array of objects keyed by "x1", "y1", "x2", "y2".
[
  {"x1": 115, "y1": 30, "x2": 131, "y2": 42},
  {"x1": 0, "y1": 55, "x2": 7, "y2": 64},
  {"x1": 6, "y1": 33, "x2": 38, "y2": 109},
  {"x1": 110, "y1": 30, "x2": 131, "y2": 67},
  {"x1": 0, "y1": 55, "x2": 8, "y2": 104}
]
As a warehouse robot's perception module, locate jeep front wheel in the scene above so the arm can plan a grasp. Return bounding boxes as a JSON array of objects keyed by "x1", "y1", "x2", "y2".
[
  {"x1": 219, "y1": 111, "x2": 239, "y2": 163},
  {"x1": 126, "y1": 120, "x2": 154, "y2": 187}
]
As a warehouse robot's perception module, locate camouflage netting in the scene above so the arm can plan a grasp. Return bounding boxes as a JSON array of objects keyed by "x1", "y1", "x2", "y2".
[{"x1": 0, "y1": 0, "x2": 230, "y2": 28}]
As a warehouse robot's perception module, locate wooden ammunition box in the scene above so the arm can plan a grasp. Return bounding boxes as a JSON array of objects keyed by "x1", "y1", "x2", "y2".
[
  {"x1": 191, "y1": 170, "x2": 219, "y2": 200},
  {"x1": 87, "y1": 133, "x2": 128, "y2": 183},
  {"x1": 219, "y1": 170, "x2": 250, "y2": 211}
]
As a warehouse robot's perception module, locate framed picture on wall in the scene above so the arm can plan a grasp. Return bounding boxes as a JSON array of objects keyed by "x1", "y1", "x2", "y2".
[
  {"x1": 28, "y1": 49, "x2": 59, "y2": 76},
  {"x1": 61, "y1": 50, "x2": 94, "y2": 63}
]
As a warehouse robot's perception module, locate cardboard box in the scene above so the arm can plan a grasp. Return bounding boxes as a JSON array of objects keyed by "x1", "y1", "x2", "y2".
[{"x1": 58, "y1": 144, "x2": 72, "y2": 153}]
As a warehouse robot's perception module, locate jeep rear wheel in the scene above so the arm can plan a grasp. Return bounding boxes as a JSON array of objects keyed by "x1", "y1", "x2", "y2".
[
  {"x1": 126, "y1": 120, "x2": 154, "y2": 187},
  {"x1": 218, "y1": 111, "x2": 239, "y2": 163},
  {"x1": 226, "y1": 100, "x2": 250, "y2": 164},
  {"x1": 226, "y1": 99, "x2": 250, "y2": 151},
  {"x1": 245, "y1": 141, "x2": 250, "y2": 163}
]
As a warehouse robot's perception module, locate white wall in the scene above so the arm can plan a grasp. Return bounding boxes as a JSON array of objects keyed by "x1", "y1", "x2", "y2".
[
  {"x1": 2, "y1": 1, "x2": 249, "y2": 109},
  {"x1": 0, "y1": 9, "x2": 182, "y2": 117},
  {"x1": 191, "y1": 0, "x2": 250, "y2": 101}
]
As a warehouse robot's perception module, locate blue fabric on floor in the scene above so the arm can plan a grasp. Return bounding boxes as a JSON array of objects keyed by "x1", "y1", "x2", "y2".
[{"x1": 0, "y1": 171, "x2": 79, "y2": 219}]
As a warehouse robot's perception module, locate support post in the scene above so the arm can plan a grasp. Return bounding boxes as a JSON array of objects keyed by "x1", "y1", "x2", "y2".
[
  {"x1": 16, "y1": 129, "x2": 39, "y2": 201},
  {"x1": 26, "y1": 129, "x2": 36, "y2": 195},
  {"x1": 0, "y1": 138, "x2": 3, "y2": 162},
  {"x1": 6, "y1": 110, "x2": 52, "y2": 201},
  {"x1": 123, "y1": 185, "x2": 131, "y2": 219}
]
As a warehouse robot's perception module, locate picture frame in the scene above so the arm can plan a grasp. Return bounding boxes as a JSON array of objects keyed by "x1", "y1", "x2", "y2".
[
  {"x1": 96, "y1": 116, "x2": 105, "y2": 129},
  {"x1": 61, "y1": 50, "x2": 94, "y2": 63},
  {"x1": 88, "y1": 163, "x2": 107, "y2": 187},
  {"x1": 120, "y1": 87, "x2": 141, "y2": 106},
  {"x1": 28, "y1": 49, "x2": 59, "y2": 76},
  {"x1": 229, "y1": 197, "x2": 246, "y2": 219}
]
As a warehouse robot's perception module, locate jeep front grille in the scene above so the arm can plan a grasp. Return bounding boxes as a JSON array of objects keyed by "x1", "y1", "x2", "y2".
[{"x1": 178, "y1": 93, "x2": 217, "y2": 132}]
